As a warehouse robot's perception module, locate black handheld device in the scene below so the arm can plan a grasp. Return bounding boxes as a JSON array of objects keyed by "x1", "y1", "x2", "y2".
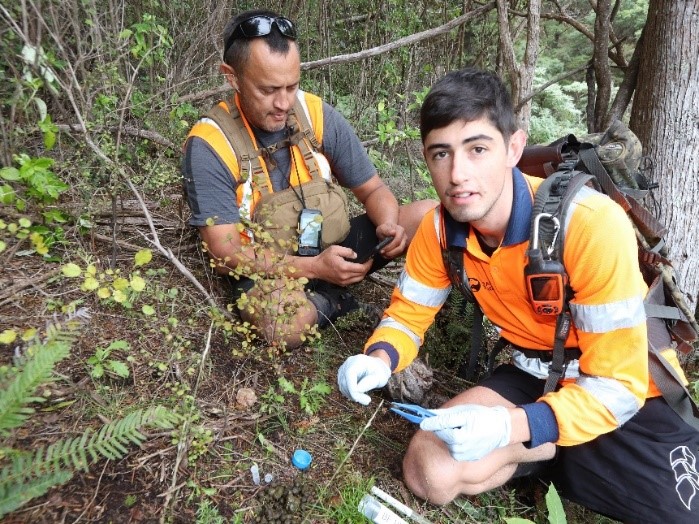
[
  {"x1": 297, "y1": 209, "x2": 322, "y2": 257},
  {"x1": 525, "y1": 213, "x2": 567, "y2": 315},
  {"x1": 353, "y1": 236, "x2": 394, "y2": 264}
]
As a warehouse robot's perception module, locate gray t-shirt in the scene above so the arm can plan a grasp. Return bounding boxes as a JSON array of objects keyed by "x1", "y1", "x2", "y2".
[{"x1": 182, "y1": 100, "x2": 376, "y2": 226}]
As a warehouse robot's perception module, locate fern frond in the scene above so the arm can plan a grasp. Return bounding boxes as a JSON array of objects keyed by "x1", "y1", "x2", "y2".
[
  {"x1": 0, "y1": 469, "x2": 72, "y2": 517},
  {"x1": 0, "y1": 406, "x2": 179, "y2": 517},
  {"x1": 0, "y1": 340, "x2": 71, "y2": 434},
  {"x1": 13, "y1": 406, "x2": 179, "y2": 479}
]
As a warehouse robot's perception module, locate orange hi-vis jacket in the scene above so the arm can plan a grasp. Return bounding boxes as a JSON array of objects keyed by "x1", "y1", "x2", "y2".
[
  {"x1": 185, "y1": 90, "x2": 330, "y2": 241},
  {"x1": 364, "y1": 169, "x2": 688, "y2": 446}
]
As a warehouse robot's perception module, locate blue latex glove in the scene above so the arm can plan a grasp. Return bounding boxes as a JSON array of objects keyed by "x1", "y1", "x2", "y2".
[
  {"x1": 419, "y1": 404, "x2": 512, "y2": 462},
  {"x1": 337, "y1": 354, "x2": 391, "y2": 406}
]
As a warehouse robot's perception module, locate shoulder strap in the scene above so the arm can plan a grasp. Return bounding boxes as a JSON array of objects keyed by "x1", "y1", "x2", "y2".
[
  {"x1": 286, "y1": 98, "x2": 324, "y2": 182},
  {"x1": 204, "y1": 101, "x2": 267, "y2": 190}
]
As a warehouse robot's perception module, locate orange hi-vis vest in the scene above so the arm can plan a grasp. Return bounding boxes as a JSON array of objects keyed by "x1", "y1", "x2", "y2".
[{"x1": 186, "y1": 90, "x2": 332, "y2": 241}]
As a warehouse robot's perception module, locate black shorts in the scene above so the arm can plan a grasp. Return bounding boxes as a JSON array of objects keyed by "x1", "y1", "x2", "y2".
[
  {"x1": 228, "y1": 213, "x2": 388, "y2": 298},
  {"x1": 480, "y1": 364, "x2": 699, "y2": 523}
]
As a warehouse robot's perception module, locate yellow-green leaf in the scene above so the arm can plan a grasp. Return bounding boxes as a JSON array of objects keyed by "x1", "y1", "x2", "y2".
[
  {"x1": 113, "y1": 289, "x2": 127, "y2": 303},
  {"x1": 97, "y1": 287, "x2": 111, "y2": 299},
  {"x1": 0, "y1": 240, "x2": 6, "y2": 253},
  {"x1": 134, "y1": 249, "x2": 152, "y2": 267},
  {"x1": 18, "y1": 217, "x2": 31, "y2": 228},
  {"x1": 82, "y1": 276, "x2": 99, "y2": 291},
  {"x1": 130, "y1": 275, "x2": 146, "y2": 292},
  {"x1": 112, "y1": 277, "x2": 129, "y2": 290},
  {"x1": 142, "y1": 304, "x2": 156, "y2": 316},
  {"x1": 62, "y1": 263, "x2": 82, "y2": 278},
  {"x1": 0, "y1": 330, "x2": 18, "y2": 344},
  {"x1": 21, "y1": 328, "x2": 38, "y2": 341}
]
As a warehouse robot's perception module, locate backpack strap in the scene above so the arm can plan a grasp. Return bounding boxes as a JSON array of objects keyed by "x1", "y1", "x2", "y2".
[
  {"x1": 205, "y1": 101, "x2": 267, "y2": 189},
  {"x1": 285, "y1": 99, "x2": 324, "y2": 182},
  {"x1": 438, "y1": 207, "x2": 487, "y2": 381}
]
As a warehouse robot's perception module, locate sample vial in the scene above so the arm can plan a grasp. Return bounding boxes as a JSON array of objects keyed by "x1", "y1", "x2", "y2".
[
  {"x1": 250, "y1": 464, "x2": 260, "y2": 485},
  {"x1": 358, "y1": 494, "x2": 408, "y2": 524}
]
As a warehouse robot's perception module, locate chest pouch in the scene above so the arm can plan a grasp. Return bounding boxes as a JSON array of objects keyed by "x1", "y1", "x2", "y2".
[{"x1": 252, "y1": 177, "x2": 350, "y2": 252}]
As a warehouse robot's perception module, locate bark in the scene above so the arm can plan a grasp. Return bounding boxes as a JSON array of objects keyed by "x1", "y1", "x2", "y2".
[
  {"x1": 630, "y1": 0, "x2": 699, "y2": 313},
  {"x1": 497, "y1": 0, "x2": 541, "y2": 132}
]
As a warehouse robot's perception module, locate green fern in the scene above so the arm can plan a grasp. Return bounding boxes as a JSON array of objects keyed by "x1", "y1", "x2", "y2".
[
  {"x1": 0, "y1": 470, "x2": 73, "y2": 517},
  {"x1": 0, "y1": 311, "x2": 180, "y2": 518},
  {"x1": 0, "y1": 339, "x2": 71, "y2": 434}
]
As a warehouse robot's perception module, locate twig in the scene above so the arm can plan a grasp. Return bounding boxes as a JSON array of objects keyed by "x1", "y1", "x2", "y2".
[
  {"x1": 0, "y1": 267, "x2": 62, "y2": 306},
  {"x1": 72, "y1": 461, "x2": 108, "y2": 523},
  {"x1": 325, "y1": 400, "x2": 384, "y2": 489}
]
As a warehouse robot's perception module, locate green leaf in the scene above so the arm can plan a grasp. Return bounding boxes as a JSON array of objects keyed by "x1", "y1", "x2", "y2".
[
  {"x1": 90, "y1": 363, "x2": 104, "y2": 379},
  {"x1": 61, "y1": 263, "x2": 82, "y2": 278},
  {"x1": 278, "y1": 377, "x2": 295, "y2": 393},
  {"x1": 107, "y1": 360, "x2": 130, "y2": 378},
  {"x1": 0, "y1": 167, "x2": 20, "y2": 181},
  {"x1": 545, "y1": 483, "x2": 566, "y2": 524},
  {"x1": 43, "y1": 130, "x2": 56, "y2": 150},
  {"x1": 141, "y1": 304, "x2": 155, "y2": 316},
  {"x1": 0, "y1": 184, "x2": 15, "y2": 204},
  {"x1": 504, "y1": 519, "x2": 535, "y2": 524},
  {"x1": 134, "y1": 249, "x2": 152, "y2": 267},
  {"x1": 107, "y1": 340, "x2": 129, "y2": 351}
]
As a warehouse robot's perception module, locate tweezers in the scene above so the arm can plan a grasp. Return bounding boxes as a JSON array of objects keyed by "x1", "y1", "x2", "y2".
[{"x1": 389, "y1": 402, "x2": 436, "y2": 424}]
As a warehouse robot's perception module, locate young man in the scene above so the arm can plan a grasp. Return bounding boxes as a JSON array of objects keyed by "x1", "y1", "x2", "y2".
[
  {"x1": 337, "y1": 68, "x2": 699, "y2": 522},
  {"x1": 182, "y1": 9, "x2": 435, "y2": 347}
]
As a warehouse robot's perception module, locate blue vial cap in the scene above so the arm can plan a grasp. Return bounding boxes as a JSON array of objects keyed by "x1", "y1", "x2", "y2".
[{"x1": 292, "y1": 449, "x2": 312, "y2": 470}]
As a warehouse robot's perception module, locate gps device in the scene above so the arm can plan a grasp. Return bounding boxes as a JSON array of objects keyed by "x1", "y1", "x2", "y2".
[
  {"x1": 297, "y1": 209, "x2": 322, "y2": 256},
  {"x1": 353, "y1": 236, "x2": 393, "y2": 264},
  {"x1": 525, "y1": 213, "x2": 567, "y2": 315}
]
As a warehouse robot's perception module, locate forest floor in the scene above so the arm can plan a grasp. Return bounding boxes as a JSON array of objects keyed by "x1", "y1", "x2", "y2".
[{"x1": 0, "y1": 185, "x2": 619, "y2": 524}]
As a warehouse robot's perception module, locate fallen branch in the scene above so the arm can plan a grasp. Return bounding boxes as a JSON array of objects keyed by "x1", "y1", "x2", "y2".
[
  {"x1": 0, "y1": 267, "x2": 62, "y2": 306},
  {"x1": 56, "y1": 123, "x2": 177, "y2": 149}
]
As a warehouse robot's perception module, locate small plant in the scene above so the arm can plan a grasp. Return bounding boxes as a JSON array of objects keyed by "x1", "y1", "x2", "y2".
[
  {"x1": 277, "y1": 376, "x2": 331, "y2": 416},
  {"x1": 205, "y1": 219, "x2": 319, "y2": 360},
  {"x1": 87, "y1": 340, "x2": 132, "y2": 380},
  {"x1": 505, "y1": 483, "x2": 567, "y2": 524},
  {"x1": 61, "y1": 249, "x2": 155, "y2": 313},
  {"x1": 0, "y1": 153, "x2": 68, "y2": 210}
]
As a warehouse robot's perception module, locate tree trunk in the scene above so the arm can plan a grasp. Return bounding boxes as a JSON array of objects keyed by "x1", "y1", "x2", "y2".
[{"x1": 630, "y1": 0, "x2": 699, "y2": 313}]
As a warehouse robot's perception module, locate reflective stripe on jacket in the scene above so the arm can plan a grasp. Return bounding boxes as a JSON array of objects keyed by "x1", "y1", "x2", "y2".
[{"x1": 365, "y1": 169, "x2": 685, "y2": 446}]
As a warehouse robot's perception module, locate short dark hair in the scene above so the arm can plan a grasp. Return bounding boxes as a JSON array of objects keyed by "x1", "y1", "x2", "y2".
[
  {"x1": 222, "y1": 9, "x2": 296, "y2": 70},
  {"x1": 420, "y1": 68, "x2": 518, "y2": 143}
]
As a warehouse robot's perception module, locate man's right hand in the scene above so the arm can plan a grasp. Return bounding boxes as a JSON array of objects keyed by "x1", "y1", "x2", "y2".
[
  {"x1": 337, "y1": 354, "x2": 391, "y2": 405},
  {"x1": 309, "y1": 245, "x2": 371, "y2": 285}
]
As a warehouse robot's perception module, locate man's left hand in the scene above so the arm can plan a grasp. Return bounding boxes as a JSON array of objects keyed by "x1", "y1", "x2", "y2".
[{"x1": 419, "y1": 404, "x2": 512, "y2": 462}]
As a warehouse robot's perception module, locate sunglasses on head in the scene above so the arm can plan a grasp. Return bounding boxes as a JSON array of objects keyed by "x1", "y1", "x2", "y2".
[{"x1": 224, "y1": 15, "x2": 297, "y2": 55}]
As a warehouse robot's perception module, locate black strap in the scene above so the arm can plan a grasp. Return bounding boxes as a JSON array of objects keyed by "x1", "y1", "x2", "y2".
[
  {"x1": 544, "y1": 309, "x2": 573, "y2": 393},
  {"x1": 459, "y1": 306, "x2": 483, "y2": 381}
]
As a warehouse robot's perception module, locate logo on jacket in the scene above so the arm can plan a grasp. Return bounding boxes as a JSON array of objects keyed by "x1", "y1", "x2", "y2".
[
  {"x1": 670, "y1": 445, "x2": 699, "y2": 510},
  {"x1": 468, "y1": 278, "x2": 481, "y2": 292}
]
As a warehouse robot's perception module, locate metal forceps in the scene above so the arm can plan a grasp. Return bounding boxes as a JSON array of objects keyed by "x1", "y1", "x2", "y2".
[{"x1": 389, "y1": 402, "x2": 436, "y2": 424}]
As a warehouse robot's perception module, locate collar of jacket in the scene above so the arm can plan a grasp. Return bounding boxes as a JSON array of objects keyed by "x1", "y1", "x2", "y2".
[{"x1": 443, "y1": 167, "x2": 531, "y2": 249}]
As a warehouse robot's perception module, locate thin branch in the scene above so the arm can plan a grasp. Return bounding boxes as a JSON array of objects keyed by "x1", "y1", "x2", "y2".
[
  {"x1": 301, "y1": 2, "x2": 496, "y2": 71},
  {"x1": 55, "y1": 124, "x2": 177, "y2": 149},
  {"x1": 516, "y1": 63, "x2": 590, "y2": 110}
]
